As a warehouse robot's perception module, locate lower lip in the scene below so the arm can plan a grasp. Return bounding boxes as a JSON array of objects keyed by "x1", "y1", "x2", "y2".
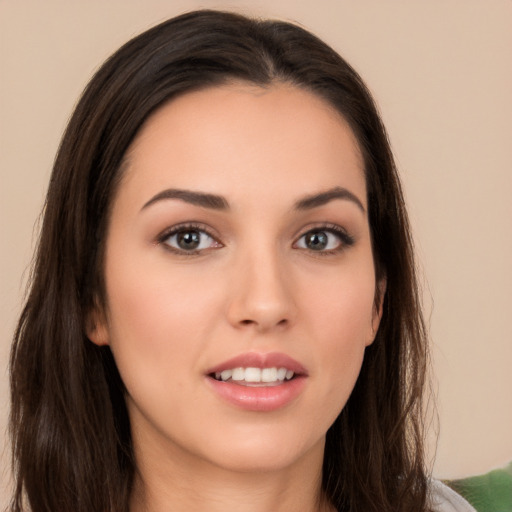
[{"x1": 206, "y1": 376, "x2": 306, "y2": 412}]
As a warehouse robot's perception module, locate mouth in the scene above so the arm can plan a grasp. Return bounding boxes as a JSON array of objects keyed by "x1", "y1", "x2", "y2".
[
  {"x1": 205, "y1": 352, "x2": 307, "y2": 411},
  {"x1": 209, "y1": 366, "x2": 296, "y2": 387}
]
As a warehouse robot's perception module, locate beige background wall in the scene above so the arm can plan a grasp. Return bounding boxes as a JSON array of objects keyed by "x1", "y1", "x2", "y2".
[{"x1": 1, "y1": 0, "x2": 511, "y2": 506}]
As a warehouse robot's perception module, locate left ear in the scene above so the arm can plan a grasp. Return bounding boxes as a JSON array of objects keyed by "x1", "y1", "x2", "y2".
[{"x1": 367, "y1": 277, "x2": 387, "y2": 346}]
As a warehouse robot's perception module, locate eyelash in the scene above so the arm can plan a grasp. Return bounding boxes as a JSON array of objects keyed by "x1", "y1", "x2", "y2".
[
  {"x1": 294, "y1": 223, "x2": 355, "y2": 256},
  {"x1": 157, "y1": 222, "x2": 221, "y2": 255},
  {"x1": 156, "y1": 222, "x2": 355, "y2": 256}
]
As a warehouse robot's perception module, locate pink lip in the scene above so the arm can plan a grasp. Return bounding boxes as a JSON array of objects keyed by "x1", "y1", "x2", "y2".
[
  {"x1": 206, "y1": 352, "x2": 307, "y2": 375},
  {"x1": 205, "y1": 352, "x2": 308, "y2": 412}
]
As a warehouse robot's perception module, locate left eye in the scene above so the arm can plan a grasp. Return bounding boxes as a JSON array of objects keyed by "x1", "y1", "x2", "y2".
[
  {"x1": 163, "y1": 228, "x2": 219, "y2": 252},
  {"x1": 295, "y1": 229, "x2": 343, "y2": 251}
]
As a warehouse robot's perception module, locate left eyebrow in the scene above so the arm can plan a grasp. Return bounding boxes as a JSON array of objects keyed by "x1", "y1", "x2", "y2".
[{"x1": 294, "y1": 186, "x2": 365, "y2": 213}]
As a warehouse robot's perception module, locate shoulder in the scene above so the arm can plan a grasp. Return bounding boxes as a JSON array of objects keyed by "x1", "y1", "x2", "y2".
[{"x1": 429, "y1": 479, "x2": 477, "y2": 512}]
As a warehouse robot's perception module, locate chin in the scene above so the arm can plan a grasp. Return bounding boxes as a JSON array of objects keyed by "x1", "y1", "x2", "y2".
[{"x1": 198, "y1": 426, "x2": 326, "y2": 474}]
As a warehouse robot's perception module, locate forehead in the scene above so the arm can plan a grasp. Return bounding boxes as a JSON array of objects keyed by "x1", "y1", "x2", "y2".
[{"x1": 120, "y1": 82, "x2": 366, "y2": 209}]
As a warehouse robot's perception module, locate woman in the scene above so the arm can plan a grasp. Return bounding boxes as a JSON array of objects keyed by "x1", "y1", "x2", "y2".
[{"x1": 9, "y1": 9, "x2": 475, "y2": 512}]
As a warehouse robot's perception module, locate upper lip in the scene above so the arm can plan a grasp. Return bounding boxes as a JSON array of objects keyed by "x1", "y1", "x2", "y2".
[{"x1": 206, "y1": 352, "x2": 308, "y2": 376}]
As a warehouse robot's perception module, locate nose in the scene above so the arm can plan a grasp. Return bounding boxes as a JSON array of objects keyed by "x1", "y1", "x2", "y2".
[{"x1": 226, "y1": 246, "x2": 296, "y2": 333}]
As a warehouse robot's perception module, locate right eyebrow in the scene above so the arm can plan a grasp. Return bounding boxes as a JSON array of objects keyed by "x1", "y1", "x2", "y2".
[{"x1": 141, "y1": 188, "x2": 229, "y2": 211}]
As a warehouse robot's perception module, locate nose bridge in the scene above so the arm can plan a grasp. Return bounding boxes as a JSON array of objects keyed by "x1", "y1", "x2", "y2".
[{"x1": 227, "y1": 236, "x2": 295, "y2": 331}]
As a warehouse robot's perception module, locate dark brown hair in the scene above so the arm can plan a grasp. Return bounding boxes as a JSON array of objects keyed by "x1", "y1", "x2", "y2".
[{"x1": 9, "y1": 10, "x2": 430, "y2": 512}]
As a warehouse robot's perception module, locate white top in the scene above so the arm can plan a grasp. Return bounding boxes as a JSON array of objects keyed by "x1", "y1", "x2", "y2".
[{"x1": 430, "y1": 479, "x2": 477, "y2": 512}]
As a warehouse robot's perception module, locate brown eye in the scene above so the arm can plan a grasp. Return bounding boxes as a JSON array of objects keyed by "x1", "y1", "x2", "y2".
[
  {"x1": 176, "y1": 230, "x2": 201, "y2": 250},
  {"x1": 163, "y1": 228, "x2": 220, "y2": 252},
  {"x1": 295, "y1": 226, "x2": 353, "y2": 253},
  {"x1": 303, "y1": 231, "x2": 329, "y2": 250}
]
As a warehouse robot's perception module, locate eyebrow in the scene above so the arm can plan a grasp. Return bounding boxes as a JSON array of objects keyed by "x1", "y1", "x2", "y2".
[
  {"x1": 294, "y1": 186, "x2": 365, "y2": 213},
  {"x1": 141, "y1": 185, "x2": 365, "y2": 213},
  {"x1": 141, "y1": 189, "x2": 229, "y2": 211}
]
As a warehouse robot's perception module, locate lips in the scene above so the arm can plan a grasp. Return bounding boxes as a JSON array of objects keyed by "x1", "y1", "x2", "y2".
[
  {"x1": 206, "y1": 352, "x2": 307, "y2": 376},
  {"x1": 205, "y1": 352, "x2": 308, "y2": 412}
]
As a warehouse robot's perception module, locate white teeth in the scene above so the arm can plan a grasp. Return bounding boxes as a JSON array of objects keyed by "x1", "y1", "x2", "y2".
[
  {"x1": 214, "y1": 367, "x2": 295, "y2": 383},
  {"x1": 244, "y1": 368, "x2": 261, "y2": 382},
  {"x1": 232, "y1": 367, "x2": 245, "y2": 381},
  {"x1": 261, "y1": 367, "x2": 277, "y2": 382},
  {"x1": 220, "y1": 369, "x2": 233, "y2": 381}
]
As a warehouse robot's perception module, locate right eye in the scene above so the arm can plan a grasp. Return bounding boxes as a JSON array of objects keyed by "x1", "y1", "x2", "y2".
[{"x1": 160, "y1": 225, "x2": 222, "y2": 254}]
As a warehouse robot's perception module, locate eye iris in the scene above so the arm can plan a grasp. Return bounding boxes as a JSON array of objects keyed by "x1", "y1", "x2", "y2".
[
  {"x1": 306, "y1": 231, "x2": 328, "y2": 250},
  {"x1": 177, "y1": 230, "x2": 201, "y2": 250}
]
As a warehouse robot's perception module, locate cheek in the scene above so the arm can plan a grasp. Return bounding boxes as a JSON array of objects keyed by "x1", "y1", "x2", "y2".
[
  {"x1": 106, "y1": 247, "x2": 220, "y2": 337},
  {"x1": 102, "y1": 258, "x2": 221, "y2": 395},
  {"x1": 301, "y1": 269, "x2": 375, "y2": 408},
  {"x1": 304, "y1": 264, "x2": 376, "y2": 344}
]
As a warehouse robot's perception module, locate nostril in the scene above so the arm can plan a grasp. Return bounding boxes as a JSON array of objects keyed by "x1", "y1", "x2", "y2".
[{"x1": 239, "y1": 318, "x2": 288, "y2": 327}]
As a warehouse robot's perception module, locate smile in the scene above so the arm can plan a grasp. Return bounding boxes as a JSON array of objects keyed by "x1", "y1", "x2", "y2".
[
  {"x1": 212, "y1": 367, "x2": 295, "y2": 385},
  {"x1": 206, "y1": 352, "x2": 307, "y2": 411}
]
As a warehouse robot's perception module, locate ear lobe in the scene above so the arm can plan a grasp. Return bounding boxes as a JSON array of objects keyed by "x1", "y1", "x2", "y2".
[
  {"x1": 367, "y1": 277, "x2": 387, "y2": 346},
  {"x1": 86, "y1": 307, "x2": 110, "y2": 346}
]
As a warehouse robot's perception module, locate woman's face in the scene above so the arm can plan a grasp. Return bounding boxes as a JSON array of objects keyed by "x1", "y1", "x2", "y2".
[{"x1": 89, "y1": 83, "x2": 383, "y2": 475}]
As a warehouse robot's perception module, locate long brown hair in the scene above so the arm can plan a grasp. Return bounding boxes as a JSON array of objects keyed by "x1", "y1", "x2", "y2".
[{"x1": 9, "y1": 10, "x2": 430, "y2": 512}]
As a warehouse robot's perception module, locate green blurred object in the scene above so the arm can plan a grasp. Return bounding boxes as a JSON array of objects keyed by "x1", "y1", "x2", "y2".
[{"x1": 445, "y1": 461, "x2": 512, "y2": 512}]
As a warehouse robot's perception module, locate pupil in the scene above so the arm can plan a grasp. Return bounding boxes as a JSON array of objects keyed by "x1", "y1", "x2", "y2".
[
  {"x1": 177, "y1": 231, "x2": 200, "y2": 250},
  {"x1": 307, "y1": 231, "x2": 327, "y2": 250}
]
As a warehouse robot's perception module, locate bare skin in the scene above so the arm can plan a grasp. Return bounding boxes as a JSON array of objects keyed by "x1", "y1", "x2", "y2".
[
  {"x1": 88, "y1": 82, "x2": 382, "y2": 512},
  {"x1": 130, "y1": 435, "x2": 334, "y2": 512}
]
